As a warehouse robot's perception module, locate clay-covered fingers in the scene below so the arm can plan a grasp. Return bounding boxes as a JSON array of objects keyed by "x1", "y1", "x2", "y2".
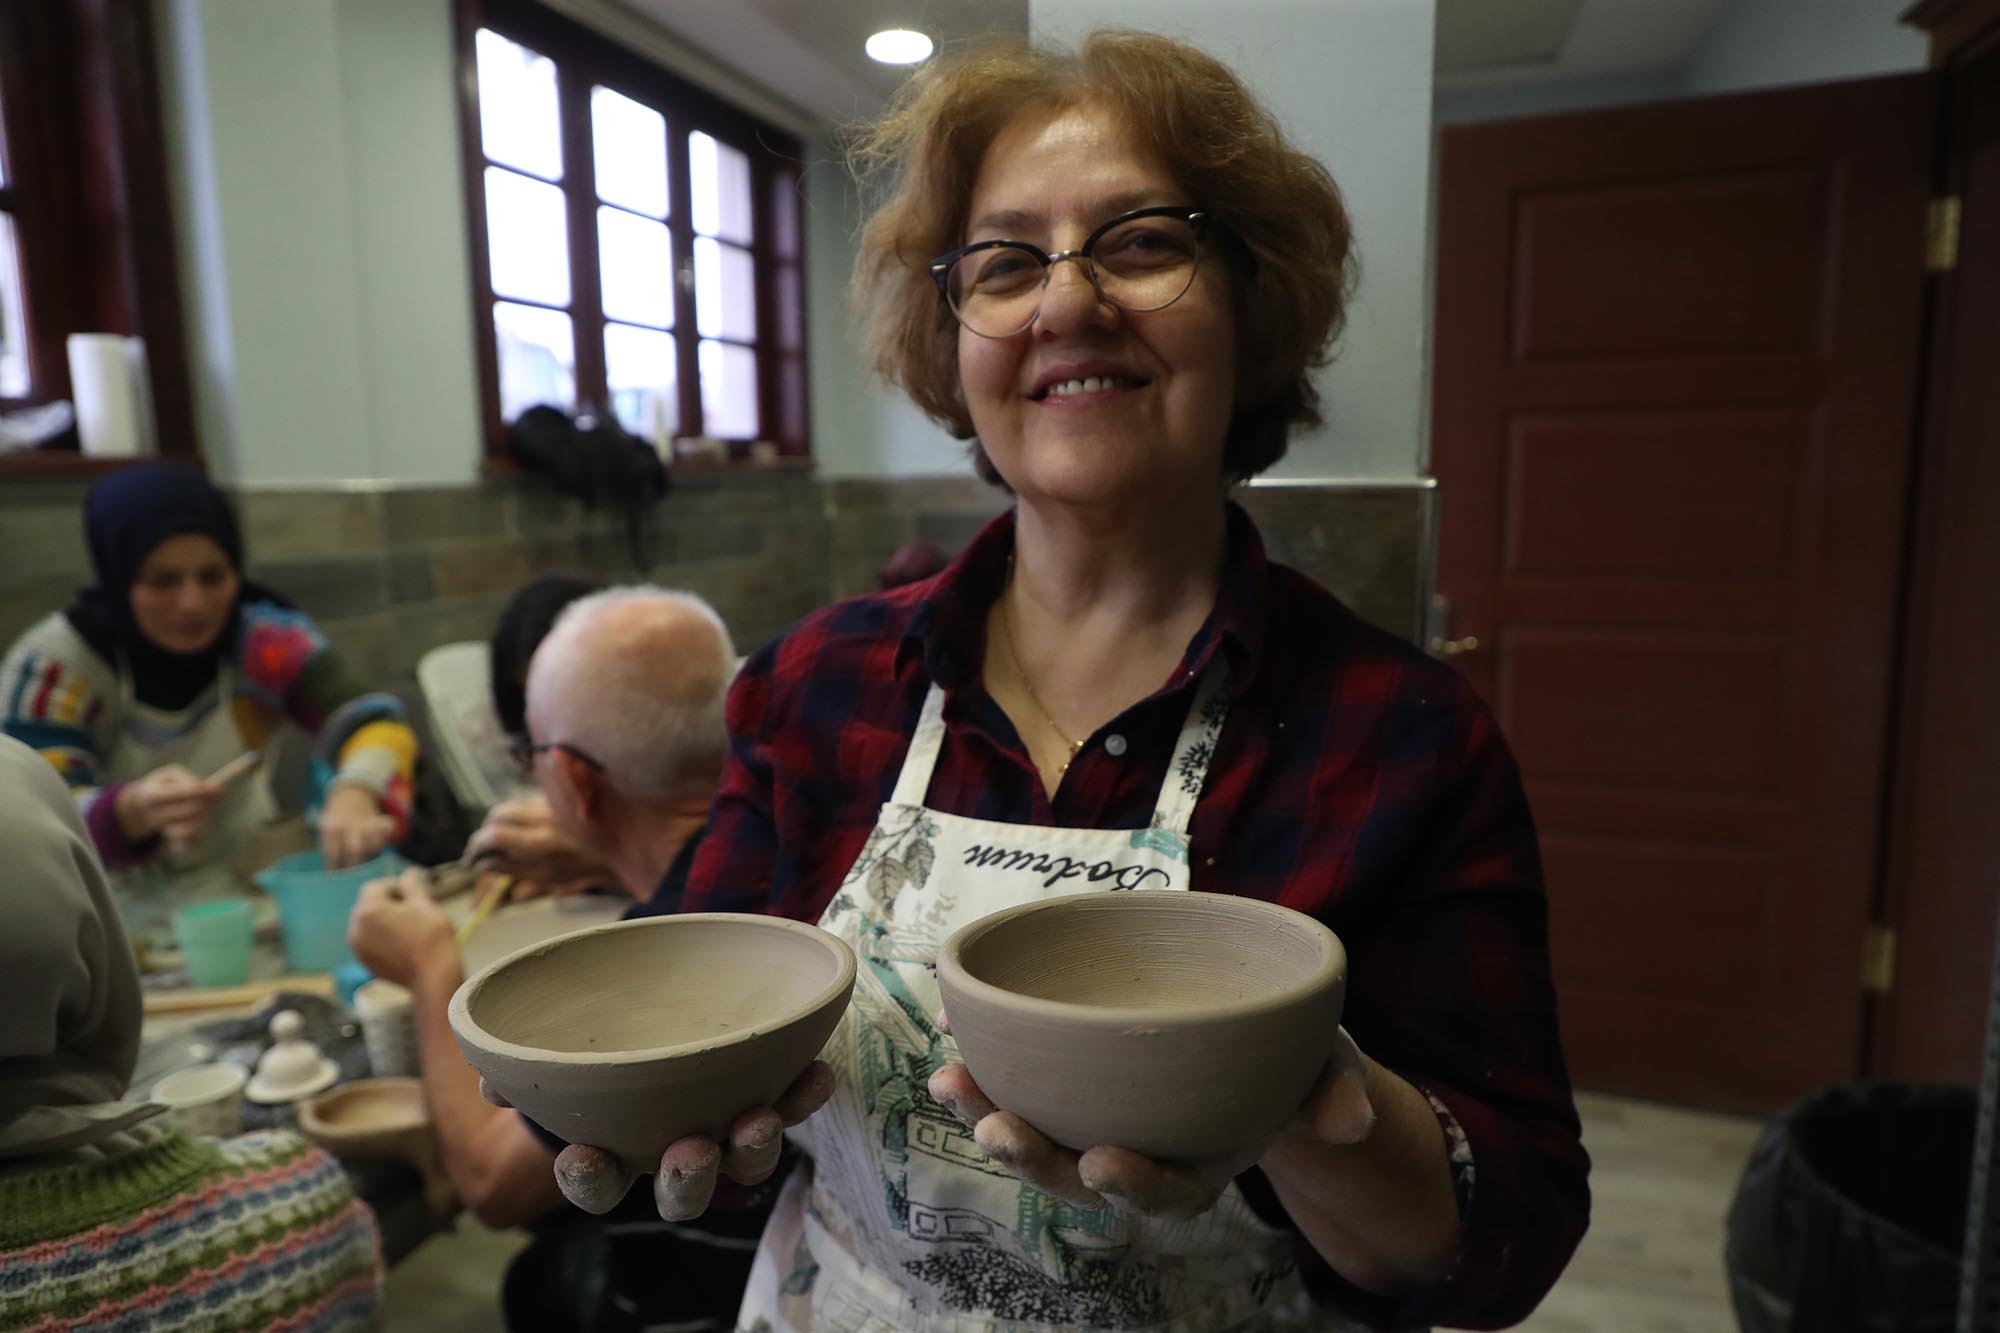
[
  {"x1": 477, "y1": 1077, "x2": 512, "y2": 1109},
  {"x1": 553, "y1": 1143, "x2": 637, "y2": 1215},
  {"x1": 721, "y1": 1107, "x2": 785, "y2": 1186},
  {"x1": 927, "y1": 1063, "x2": 996, "y2": 1128},
  {"x1": 1077, "y1": 1146, "x2": 1222, "y2": 1220},
  {"x1": 654, "y1": 1136, "x2": 722, "y2": 1221},
  {"x1": 771, "y1": 1060, "x2": 836, "y2": 1127},
  {"x1": 971, "y1": 1111, "x2": 1105, "y2": 1209},
  {"x1": 1299, "y1": 1025, "x2": 1377, "y2": 1147}
]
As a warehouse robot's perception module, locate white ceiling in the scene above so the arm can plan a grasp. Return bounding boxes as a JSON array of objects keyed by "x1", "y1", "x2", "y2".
[
  {"x1": 613, "y1": 0, "x2": 1738, "y2": 125},
  {"x1": 1435, "y1": 0, "x2": 1736, "y2": 89}
]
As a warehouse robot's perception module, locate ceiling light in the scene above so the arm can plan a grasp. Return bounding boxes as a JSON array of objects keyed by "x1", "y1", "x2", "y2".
[{"x1": 866, "y1": 28, "x2": 933, "y2": 65}]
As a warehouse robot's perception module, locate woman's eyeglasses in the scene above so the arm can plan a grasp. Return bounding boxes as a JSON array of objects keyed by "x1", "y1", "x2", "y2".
[
  {"x1": 929, "y1": 205, "x2": 1209, "y2": 340},
  {"x1": 506, "y1": 736, "x2": 607, "y2": 776}
]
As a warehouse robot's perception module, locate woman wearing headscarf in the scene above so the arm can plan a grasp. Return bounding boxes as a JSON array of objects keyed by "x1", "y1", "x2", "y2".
[
  {"x1": 0, "y1": 463, "x2": 418, "y2": 951},
  {"x1": 0, "y1": 734, "x2": 383, "y2": 1331}
]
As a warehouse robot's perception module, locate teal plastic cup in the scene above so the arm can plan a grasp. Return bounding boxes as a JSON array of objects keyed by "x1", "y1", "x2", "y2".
[{"x1": 173, "y1": 899, "x2": 255, "y2": 987}]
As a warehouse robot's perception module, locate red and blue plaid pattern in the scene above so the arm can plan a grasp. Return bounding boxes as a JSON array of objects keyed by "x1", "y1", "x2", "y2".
[{"x1": 683, "y1": 503, "x2": 1589, "y2": 1328}]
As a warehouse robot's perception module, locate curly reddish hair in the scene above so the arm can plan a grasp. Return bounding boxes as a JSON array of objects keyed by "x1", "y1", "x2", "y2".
[{"x1": 850, "y1": 29, "x2": 1356, "y2": 484}]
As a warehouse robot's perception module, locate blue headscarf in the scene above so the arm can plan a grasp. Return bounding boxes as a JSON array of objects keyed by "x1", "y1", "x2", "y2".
[{"x1": 63, "y1": 464, "x2": 285, "y2": 710}]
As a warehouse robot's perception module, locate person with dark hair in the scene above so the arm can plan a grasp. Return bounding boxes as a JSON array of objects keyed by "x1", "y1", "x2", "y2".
[
  {"x1": 0, "y1": 463, "x2": 418, "y2": 952},
  {"x1": 460, "y1": 571, "x2": 618, "y2": 899},
  {"x1": 488, "y1": 571, "x2": 600, "y2": 738},
  {"x1": 550, "y1": 30, "x2": 1588, "y2": 1333}
]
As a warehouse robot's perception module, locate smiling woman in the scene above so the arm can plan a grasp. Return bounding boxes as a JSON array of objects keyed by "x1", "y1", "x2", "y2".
[
  {"x1": 540, "y1": 29, "x2": 1588, "y2": 1333},
  {"x1": 0, "y1": 465, "x2": 419, "y2": 955}
]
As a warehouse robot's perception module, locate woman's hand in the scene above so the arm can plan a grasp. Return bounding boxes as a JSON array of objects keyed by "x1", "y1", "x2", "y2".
[
  {"x1": 115, "y1": 764, "x2": 223, "y2": 857},
  {"x1": 928, "y1": 1017, "x2": 1375, "y2": 1220},
  {"x1": 347, "y1": 869, "x2": 456, "y2": 989},
  {"x1": 464, "y1": 795, "x2": 615, "y2": 897},
  {"x1": 521, "y1": 1061, "x2": 837, "y2": 1221},
  {"x1": 320, "y1": 784, "x2": 396, "y2": 869}
]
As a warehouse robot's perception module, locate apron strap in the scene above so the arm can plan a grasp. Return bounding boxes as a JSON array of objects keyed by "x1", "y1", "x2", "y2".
[
  {"x1": 888, "y1": 684, "x2": 950, "y2": 808},
  {"x1": 1149, "y1": 661, "x2": 1231, "y2": 838}
]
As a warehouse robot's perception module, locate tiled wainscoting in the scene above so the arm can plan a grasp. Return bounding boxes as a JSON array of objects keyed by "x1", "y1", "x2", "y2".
[{"x1": 1, "y1": 470, "x2": 1434, "y2": 699}]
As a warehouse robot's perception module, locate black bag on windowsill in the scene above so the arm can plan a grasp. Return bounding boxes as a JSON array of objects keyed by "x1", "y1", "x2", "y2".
[{"x1": 506, "y1": 405, "x2": 668, "y2": 568}]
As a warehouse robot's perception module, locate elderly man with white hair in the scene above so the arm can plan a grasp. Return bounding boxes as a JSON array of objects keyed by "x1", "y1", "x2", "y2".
[{"x1": 347, "y1": 586, "x2": 766, "y2": 1327}]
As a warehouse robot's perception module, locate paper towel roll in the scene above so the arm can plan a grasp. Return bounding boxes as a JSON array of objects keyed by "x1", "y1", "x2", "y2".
[{"x1": 66, "y1": 333, "x2": 156, "y2": 458}]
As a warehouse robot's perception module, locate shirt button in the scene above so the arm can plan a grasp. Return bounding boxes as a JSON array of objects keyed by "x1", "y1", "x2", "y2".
[{"x1": 1104, "y1": 734, "x2": 1128, "y2": 757}]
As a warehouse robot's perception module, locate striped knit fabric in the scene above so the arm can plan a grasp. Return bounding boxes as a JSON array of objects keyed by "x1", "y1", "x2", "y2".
[{"x1": 0, "y1": 1130, "x2": 382, "y2": 1332}]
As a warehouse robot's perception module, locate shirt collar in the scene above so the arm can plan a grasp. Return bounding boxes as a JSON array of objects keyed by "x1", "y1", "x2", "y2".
[{"x1": 896, "y1": 500, "x2": 1272, "y2": 700}]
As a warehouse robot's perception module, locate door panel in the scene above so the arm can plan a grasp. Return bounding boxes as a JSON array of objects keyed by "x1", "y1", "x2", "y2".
[{"x1": 1433, "y1": 74, "x2": 1936, "y2": 1112}]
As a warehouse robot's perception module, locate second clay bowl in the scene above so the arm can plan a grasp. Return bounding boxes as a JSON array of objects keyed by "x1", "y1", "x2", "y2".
[
  {"x1": 937, "y1": 891, "x2": 1347, "y2": 1166},
  {"x1": 449, "y1": 914, "x2": 856, "y2": 1175}
]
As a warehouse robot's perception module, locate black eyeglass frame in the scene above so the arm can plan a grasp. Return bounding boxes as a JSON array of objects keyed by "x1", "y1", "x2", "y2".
[
  {"x1": 506, "y1": 736, "x2": 607, "y2": 774},
  {"x1": 928, "y1": 205, "x2": 1210, "y2": 337}
]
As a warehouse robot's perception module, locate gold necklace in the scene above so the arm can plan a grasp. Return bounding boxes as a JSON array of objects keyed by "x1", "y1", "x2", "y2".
[{"x1": 998, "y1": 576, "x2": 1085, "y2": 774}]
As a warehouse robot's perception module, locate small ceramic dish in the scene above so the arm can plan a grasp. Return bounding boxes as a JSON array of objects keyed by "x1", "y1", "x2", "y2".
[
  {"x1": 448, "y1": 914, "x2": 856, "y2": 1175},
  {"x1": 937, "y1": 891, "x2": 1347, "y2": 1165}
]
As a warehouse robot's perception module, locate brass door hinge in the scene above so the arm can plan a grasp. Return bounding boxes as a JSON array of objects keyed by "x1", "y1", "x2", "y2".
[
  {"x1": 1861, "y1": 925, "x2": 1898, "y2": 994},
  {"x1": 1928, "y1": 196, "x2": 1961, "y2": 273}
]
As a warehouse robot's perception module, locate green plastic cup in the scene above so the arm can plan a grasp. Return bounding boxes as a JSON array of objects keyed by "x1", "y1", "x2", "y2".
[{"x1": 173, "y1": 899, "x2": 255, "y2": 988}]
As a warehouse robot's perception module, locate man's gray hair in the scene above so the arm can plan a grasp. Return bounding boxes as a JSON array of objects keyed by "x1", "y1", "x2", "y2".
[{"x1": 525, "y1": 586, "x2": 735, "y2": 801}]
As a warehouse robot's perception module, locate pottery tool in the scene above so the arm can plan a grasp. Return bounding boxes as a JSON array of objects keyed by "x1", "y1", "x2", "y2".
[
  {"x1": 142, "y1": 972, "x2": 335, "y2": 1016},
  {"x1": 204, "y1": 750, "x2": 262, "y2": 788},
  {"x1": 454, "y1": 874, "x2": 514, "y2": 947},
  {"x1": 423, "y1": 850, "x2": 506, "y2": 901}
]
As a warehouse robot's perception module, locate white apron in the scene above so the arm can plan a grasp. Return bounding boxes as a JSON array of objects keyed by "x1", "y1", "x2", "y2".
[
  {"x1": 106, "y1": 664, "x2": 277, "y2": 952},
  {"x1": 737, "y1": 666, "x2": 1325, "y2": 1332}
]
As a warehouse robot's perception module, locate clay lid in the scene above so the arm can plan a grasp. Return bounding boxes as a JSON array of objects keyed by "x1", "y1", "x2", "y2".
[{"x1": 246, "y1": 1010, "x2": 341, "y2": 1104}]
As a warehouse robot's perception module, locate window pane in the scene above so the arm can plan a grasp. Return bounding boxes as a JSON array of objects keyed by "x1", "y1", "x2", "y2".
[
  {"x1": 476, "y1": 29, "x2": 562, "y2": 180},
  {"x1": 494, "y1": 301, "x2": 574, "y2": 421},
  {"x1": 699, "y1": 339, "x2": 758, "y2": 439},
  {"x1": 689, "y1": 131, "x2": 752, "y2": 244},
  {"x1": 591, "y1": 86, "x2": 668, "y2": 218},
  {"x1": 598, "y1": 207, "x2": 673, "y2": 329},
  {"x1": 485, "y1": 167, "x2": 570, "y2": 306},
  {"x1": 694, "y1": 237, "x2": 756, "y2": 342},
  {"x1": 605, "y1": 322, "x2": 677, "y2": 440},
  {"x1": 0, "y1": 214, "x2": 27, "y2": 396}
]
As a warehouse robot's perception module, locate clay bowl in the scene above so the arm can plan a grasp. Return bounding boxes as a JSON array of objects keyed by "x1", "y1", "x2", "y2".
[
  {"x1": 448, "y1": 914, "x2": 856, "y2": 1175},
  {"x1": 936, "y1": 891, "x2": 1346, "y2": 1166},
  {"x1": 298, "y1": 1077, "x2": 430, "y2": 1159}
]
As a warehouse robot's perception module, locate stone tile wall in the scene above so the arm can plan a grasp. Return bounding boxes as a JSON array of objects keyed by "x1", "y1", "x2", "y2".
[{"x1": 1, "y1": 471, "x2": 1432, "y2": 699}]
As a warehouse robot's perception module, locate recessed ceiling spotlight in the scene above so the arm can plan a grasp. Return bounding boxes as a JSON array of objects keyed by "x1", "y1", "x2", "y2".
[{"x1": 866, "y1": 28, "x2": 933, "y2": 65}]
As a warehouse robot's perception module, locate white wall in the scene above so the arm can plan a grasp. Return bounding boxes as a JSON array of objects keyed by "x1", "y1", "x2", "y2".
[
  {"x1": 1032, "y1": 0, "x2": 1437, "y2": 481},
  {"x1": 1683, "y1": 0, "x2": 1926, "y2": 96},
  {"x1": 1434, "y1": 70, "x2": 1684, "y2": 127},
  {"x1": 803, "y1": 145, "x2": 970, "y2": 478},
  {"x1": 156, "y1": 0, "x2": 486, "y2": 487}
]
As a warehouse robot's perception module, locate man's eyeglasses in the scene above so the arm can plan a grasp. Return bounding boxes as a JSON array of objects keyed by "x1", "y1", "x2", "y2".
[
  {"x1": 506, "y1": 736, "x2": 607, "y2": 776},
  {"x1": 929, "y1": 205, "x2": 1209, "y2": 340}
]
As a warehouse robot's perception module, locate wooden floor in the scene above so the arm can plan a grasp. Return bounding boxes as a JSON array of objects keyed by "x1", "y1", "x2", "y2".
[
  {"x1": 1519, "y1": 1091, "x2": 1764, "y2": 1332},
  {"x1": 383, "y1": 1091, "x2": 1765, "y2": 1331}
]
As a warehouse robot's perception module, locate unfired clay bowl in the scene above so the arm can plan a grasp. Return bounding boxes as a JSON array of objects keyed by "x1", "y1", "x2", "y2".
[
  {"x1": 936, "y1": 891, "x2": 1347, "y2": 1165},
  {"x1": 448, "y1": 914, "x2": 856, "y2": 1175}
]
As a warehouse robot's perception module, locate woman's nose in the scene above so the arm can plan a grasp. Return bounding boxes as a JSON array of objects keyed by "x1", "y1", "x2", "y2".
[{"x1": 1033, "y1": 257, "x2": 1118, "y2": 336}]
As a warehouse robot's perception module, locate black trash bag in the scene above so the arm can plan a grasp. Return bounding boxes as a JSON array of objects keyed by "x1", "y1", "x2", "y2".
[
  {"x1": 507, "y1": 405, "x2": 668, "y2": 568},
  {"x1": 1725, "y1": 1082, "x2": 1972, "y2": 1333}
]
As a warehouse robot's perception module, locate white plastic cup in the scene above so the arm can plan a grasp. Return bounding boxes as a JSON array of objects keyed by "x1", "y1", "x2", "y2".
[
  {"x1": 355, "y1": 979, "x2": 418, "y2": 1077},
  {"x1": 152, "y1": 1063, "x2": 248, "y2": 1138}
]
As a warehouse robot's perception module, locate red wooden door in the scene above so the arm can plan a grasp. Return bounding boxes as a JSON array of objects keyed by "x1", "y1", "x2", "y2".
[{"x1": 1432, "y1": 74, "x2": 1936, "y2": 1113}]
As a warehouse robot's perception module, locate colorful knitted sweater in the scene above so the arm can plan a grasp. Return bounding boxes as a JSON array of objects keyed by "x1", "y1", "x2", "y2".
[
  {"x1": 0, "y1": 603, "x2": 416, "y2": 866},
  {"x1": 0, "y1": 1128, "x2": 382, "y2": 1332}
]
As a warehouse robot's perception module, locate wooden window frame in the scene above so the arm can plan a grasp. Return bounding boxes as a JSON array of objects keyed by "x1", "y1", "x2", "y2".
[
  {"x1": 0, "y1": 0, "x2": 198, "y2": 478},
  {"x1": 455, "y1": 0, "x2": 811, "y2": 468}
]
